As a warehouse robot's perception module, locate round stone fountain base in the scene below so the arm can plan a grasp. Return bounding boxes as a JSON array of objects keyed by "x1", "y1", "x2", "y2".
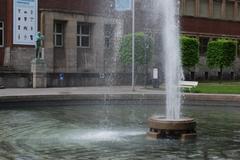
[{"x1": 147, "y1": 116, "x2": 197, "y2": 140}]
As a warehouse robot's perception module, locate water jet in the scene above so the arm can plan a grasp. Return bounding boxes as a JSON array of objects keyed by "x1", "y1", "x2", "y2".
[{"x1": 147, "y1": 0, "x2": 197, "y2": 139}]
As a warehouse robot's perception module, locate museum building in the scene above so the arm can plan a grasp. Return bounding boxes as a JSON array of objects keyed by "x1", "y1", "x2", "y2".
[{"x1": 1, "y1": 0, "x2": 240, "y2": 87}]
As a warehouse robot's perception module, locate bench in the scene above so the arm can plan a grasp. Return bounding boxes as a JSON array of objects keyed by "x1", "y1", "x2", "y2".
[{"x1": 179, "y1": 81, "x2": 198, "y2": 92}]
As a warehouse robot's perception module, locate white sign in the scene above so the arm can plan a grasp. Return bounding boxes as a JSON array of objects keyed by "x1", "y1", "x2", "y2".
[
  {"x1": 153, "y1": 68, "x2": 158, "y2": 79},
  {"x1": 115, "y1": 0, "x2": 132, "y2": 11},
  {"x1": 13, "y1": 0, "x2": 38, "y2": 45}
]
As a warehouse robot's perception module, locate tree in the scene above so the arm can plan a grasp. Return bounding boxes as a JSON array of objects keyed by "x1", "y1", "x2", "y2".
[
  {"x1": 181, "y1": 36, "x2": 199, "y2": 69},
  {"x1": 207, "y1": 39, "x2": 236, "y2": 80},
  {"x1": 180, "y1": 36, "x2": 199, "y2": 80},
  {"x1": 119, "y1": 32, "x2": 153, "y2": 66}
]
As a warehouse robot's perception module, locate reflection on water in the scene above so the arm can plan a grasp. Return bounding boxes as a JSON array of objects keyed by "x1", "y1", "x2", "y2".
[{"x1": 0, "y1": 104, "x2": 240, "y2": 159}]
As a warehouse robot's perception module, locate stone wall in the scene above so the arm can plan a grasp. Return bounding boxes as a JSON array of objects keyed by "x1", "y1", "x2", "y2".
[
  {"x1": 41, "y1": 11, "x2": 123, "y2": 74},
  {"x1": 0, "y1": 72, "x2": 31, "y2": 88},
  {"x1": 4, "y1": 47, "x2": 35, "y2": 72}
]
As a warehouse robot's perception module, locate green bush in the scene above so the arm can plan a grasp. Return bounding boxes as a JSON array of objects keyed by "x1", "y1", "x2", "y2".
[
  {"x1": 207, "y1": 39, "x2": 236, "y2": 80},
  {"x1": 119, "y1": 32, "x2": 153, "y2": 65},
  {"x1": 180, "y1": 36, "x2": 199, "y2": 70}
]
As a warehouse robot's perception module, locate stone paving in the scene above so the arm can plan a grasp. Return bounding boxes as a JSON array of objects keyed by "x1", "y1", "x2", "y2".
[{"x1": 0, "y1": 86, "x2": 165, "y2": 97}]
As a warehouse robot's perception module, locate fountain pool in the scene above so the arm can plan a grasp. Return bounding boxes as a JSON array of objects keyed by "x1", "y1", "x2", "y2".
[{"x1": 0, "y1": 103, "x2": 239, "y2": 159}]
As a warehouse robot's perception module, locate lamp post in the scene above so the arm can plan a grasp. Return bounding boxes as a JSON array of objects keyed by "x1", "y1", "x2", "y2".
[{"x1": 132, "y1": 0, "x2": 135, "y2": 91}]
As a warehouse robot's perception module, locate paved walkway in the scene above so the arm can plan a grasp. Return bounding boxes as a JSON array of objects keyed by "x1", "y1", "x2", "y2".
[{"x1": 0, "y1": 86, "x2": 165, "y2": 97}]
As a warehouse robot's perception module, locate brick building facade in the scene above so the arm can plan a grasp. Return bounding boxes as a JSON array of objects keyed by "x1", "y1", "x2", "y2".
[{"x1": 180, "y1": 0, "x2": 240, "y2": 80}]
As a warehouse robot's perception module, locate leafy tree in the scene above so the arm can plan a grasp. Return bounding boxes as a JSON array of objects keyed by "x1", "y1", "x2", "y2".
[
  {"x1": 207, "y1": 39, "x2": 236, "y2": 80},
  {"x1": 181, "y1": 36, "x2": 199, "y2": 71},
  {"x1": 119, "y1": 32, "x2": 153, "y2": 66}
]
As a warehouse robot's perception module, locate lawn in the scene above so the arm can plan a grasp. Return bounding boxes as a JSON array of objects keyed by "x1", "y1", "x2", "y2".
[{"x1": 189, "y1": 82, "x2": 240, "y2": 94}]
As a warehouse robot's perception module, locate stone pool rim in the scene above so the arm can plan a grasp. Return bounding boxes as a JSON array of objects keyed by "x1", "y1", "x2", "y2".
[{"x1": 0, "y1": 87, "x2": 240, "y2": 106}]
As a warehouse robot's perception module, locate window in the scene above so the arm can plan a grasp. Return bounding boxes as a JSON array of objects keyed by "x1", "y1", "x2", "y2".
[
  {"x1": 238, "y1": 5, "x2": 240, "y2": 20},
  {"x1": 185, "y1": 0, "x2": 195, "y2": 16},
  {"x1": 226, "y1": 1, "x2": 234, "y2": 20},
  {"x1": 199, "y1": 0, "x2": 209, "y2": 17},
  {"x1": 0, "y1": 21, "x2": 3, "y2": 47},
  {"x1": 54, "y1": 22, "x2": 64, "y2": 47},
  {"x1": 179, "y1": 0, "x2": 184, "y2": 15},
  {"x1": 213, "y1": 0, "x2": 222, "y2": 19},
  {"x1": 104, "y1": 24, "x2": 114, "y2": 49},
  {"x1": 77, "y1": 23, "x2": 91, "y2": 48},
  {"x1": 199, "y1": 37, "x2": 209, "y2": 56}
]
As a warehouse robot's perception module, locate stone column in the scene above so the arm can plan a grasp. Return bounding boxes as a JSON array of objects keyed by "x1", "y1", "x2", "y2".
[
  {"x1": 234, "y1": 1, "x2": 238, "y2": 19},
  {"x1": 94, "y1": 20, "x2": 105, "y2": 73},
  {"x1": 209, "y1": 0, "x2": 213, "y2": 17},
  {"x1": 195, "y1": 0, "x2": 200, "y2": 16},
  {"x1": 221, "y1": 0, "x2": 226, "y2": 18},
  {"x1": 65, "y1": 19, "x2": 77, "y2": 73},
  {"x1": 42, "y1": 12, "x2": 54, "y2": 73},
  {"x1": 31, "y1": 58, "x2": 47, "y2": 88}
]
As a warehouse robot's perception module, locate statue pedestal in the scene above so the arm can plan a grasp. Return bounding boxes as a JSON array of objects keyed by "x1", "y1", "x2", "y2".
[{"x1": 31, "y1": 59, "x2": 47, "y2": 88}]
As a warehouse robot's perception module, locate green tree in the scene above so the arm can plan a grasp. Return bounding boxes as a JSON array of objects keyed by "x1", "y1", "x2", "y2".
[
  {"x1": 119, "y1": 32, "x2": 153, "y2": 65},
  {"x1": 207, "y1": 39, "x2": 236, "y2": 81},
  {"x1": 181, "y1": 36, "x2": 199, "y2": 71}
]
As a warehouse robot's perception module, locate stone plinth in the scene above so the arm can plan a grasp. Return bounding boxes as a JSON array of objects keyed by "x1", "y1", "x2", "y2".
[
  {"x1": 31, "y1": 59, "x2": 47, "y2": 88},
  {"x1": 147, "y1": 116, "x2": 197, "y2": 140}
]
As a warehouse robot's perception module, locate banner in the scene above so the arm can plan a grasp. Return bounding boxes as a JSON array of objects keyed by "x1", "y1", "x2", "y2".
[
  {"x1": 115, "y1": 0, "x2": 132, "y2": 11},
  {"x1": 13, "y1": 0, "x2": 38, "y2": 45}
]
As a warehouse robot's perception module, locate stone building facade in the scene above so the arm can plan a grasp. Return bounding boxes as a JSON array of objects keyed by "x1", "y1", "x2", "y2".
[
  {"x1": 0, "y1": 0, "x2": 7, "y2": 66},
  {"x1": 0, "y1": 0, "x2": 125, "y2": 87},
  {"x1": 1, "y1": 0, "x2": 240, "y2": 87}
]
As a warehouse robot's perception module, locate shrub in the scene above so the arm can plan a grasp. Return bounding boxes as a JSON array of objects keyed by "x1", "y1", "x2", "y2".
[
  {"x1": 180, "y1": 36, "x2": 199, "y2": 70},
  {"x1": 207, "y1": 39, "x2": 236, "y2": 80}
]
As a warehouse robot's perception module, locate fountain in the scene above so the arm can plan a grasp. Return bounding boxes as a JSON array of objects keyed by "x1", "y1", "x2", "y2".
[{"x1": 147, "y1": 0, "x2": 196, "y2": 139}]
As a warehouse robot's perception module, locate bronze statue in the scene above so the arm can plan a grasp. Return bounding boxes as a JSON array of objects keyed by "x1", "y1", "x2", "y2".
[{"x1": 35, "y1": 32, "x2": 44, "y2": 59}]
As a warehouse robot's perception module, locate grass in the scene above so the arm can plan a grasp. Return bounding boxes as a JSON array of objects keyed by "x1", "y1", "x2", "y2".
[{"x1": 188, "y1": 81, "x2": 240, "y2": 94}]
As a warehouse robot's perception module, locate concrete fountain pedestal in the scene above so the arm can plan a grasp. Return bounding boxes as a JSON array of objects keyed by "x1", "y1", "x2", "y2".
[{"x1": 147, "y1": 116, "x2": 197, "y2": 140}]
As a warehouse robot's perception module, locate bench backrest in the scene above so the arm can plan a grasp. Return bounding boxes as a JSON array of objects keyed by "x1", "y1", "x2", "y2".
[{"x1": 179, "y1": 81, "x2": 198, "y2": 87}]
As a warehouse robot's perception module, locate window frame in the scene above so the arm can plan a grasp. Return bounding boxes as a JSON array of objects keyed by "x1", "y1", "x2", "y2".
[
  {"x1": 0, "y1": 21, "x2": 4, "y2": 47},
  {"x1": 184, "y1": 0, "x2": 196, "y2": 16},
  {"x1": 77, "y1": 23, "x2": 91, "y2": 48},
  {"x1": 225, "y1": 1, "x2": 234, "y2": 20},
  {"x1": 54, "y1": 22, "x2": 64, "y2": 48}
]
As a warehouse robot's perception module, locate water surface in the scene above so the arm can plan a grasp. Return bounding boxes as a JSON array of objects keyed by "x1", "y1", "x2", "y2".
[{"x1": 0, "y1": 104, "x2": 239, "y2": 160}]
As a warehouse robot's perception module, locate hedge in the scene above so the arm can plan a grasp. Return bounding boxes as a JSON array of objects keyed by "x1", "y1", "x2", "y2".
[
  {"x1": 180, "y1": 36, "x2": 199, "y2": 70},
  {"x1": 207, "y1": 39, "x2": 236, "y2": 78}
]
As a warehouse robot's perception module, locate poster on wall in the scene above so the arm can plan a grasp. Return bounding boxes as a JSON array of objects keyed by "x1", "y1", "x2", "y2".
[{"x1": 13, "y1": 0, "x2": 38, "y2": 45}]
